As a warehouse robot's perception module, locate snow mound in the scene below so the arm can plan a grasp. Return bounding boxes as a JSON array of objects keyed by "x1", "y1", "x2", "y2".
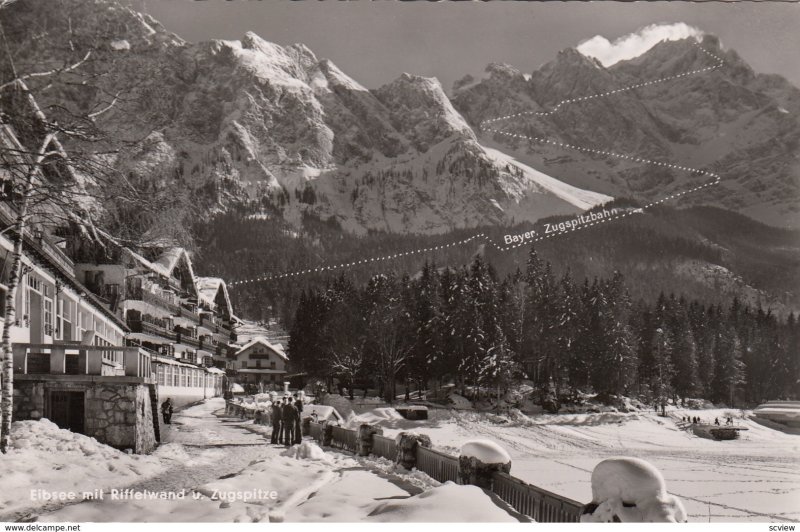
[
  {"x1": 281, "y1": 441, "x2": 330, "y2": 462},
  {"x1": 366, "y1": 482, "x2": 518, "y2": 522},
  {"x1": 110, "y1": 39, "x2": 131, "y2": 51},
  {"x1": 2, "y1": 419, "x2": 160, "y2": 515},
  {"x1": 346, "y1": 407, "x2": 404, "y2": 428},
  {"x1": 13, "y1": 419, "x2": 119, "y2": 457},
  {"x1": 582, "y1": 457, "x2": 687, "y2": 523},
  {"x1": 460, "y1": 439, "x2": 511, "y2": 464},
  {"x1": 304, "y1": 404, "x2": 343, "y2": 423},
  {"x1": 448, "y1": 393, "x2": 473, "y2": 410}
]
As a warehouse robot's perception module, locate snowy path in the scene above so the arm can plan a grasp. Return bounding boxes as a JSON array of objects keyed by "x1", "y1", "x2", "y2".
[{"x1": 26, "y1": 399, "x2": 517, "y2": 523}]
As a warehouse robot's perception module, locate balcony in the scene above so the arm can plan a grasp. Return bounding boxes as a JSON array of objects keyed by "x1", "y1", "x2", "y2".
[
  {"x1": 177, "y1": 303, "x2": 202, "y2": 324},
  {"x1": 127, "y1": 288, "x2": 181, "y2": 315},
  {"x1": 175, "y1": 325, "x2": 201, "y2": 349},
  {"x1": 127, "y1": 315, "x2": 177, "y2": 342},
  {"x1": 13, "y1": 342, "x2": 152, "y2": 380}
]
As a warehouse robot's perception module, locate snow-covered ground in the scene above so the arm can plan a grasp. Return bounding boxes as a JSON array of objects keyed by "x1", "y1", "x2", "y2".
[
  {"x1": 353, "y1": 406, "x2": 799, "y2": 522},
  {"x1": 1, "y1": 399, "x2": 522, "y2": 523}
]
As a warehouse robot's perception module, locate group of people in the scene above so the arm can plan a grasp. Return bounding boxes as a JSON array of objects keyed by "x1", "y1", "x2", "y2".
[
  {"x1": 269, "y1": 391, "x2": 305, "y2": 446},
  {"x1": 682, "y1": 415, "x2": 734, "y2": 426}
]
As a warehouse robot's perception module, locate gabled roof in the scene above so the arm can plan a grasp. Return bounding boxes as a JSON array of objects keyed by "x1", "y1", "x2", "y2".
[
  {"x1": 121, "y1": 246, "x2": 199, "y2": 300},
  {"x1": 234, "y1": 336, "x2": 288, "y2": 361},
  {"x1": 196, "y1": 276, "x2": 234, "y2": 317},
  {"x1": 154, "y1": 247, "x2": 196, "y2": 280}
]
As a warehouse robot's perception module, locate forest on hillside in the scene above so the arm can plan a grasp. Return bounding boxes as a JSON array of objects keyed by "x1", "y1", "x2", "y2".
[
  {"x1": 287, "y1": 250, "x2": 799, "y2": 409},
  {"x1": 194, "y1": 202, "x2": 800, "y2": 328}
]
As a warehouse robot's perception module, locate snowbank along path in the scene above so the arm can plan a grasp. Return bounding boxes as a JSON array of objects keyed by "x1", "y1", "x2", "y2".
[{"x1": 229, "y1": 40, "x2": 724, "y2": 285}]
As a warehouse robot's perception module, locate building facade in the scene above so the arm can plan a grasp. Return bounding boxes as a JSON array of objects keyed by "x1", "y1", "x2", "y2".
[
  {"x1": 74, "y1": 247, "x2": 234, "y2": 408},
  {"x1": 229, "y1": 337, "x2": 288, "y2": 388}
]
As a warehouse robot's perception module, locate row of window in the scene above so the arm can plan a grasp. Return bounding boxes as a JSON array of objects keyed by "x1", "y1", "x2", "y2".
[
  {"x1": 19, "y1": 272, "x2": 122, "y2": 346},
  {"x1": 155, "y1": 364, "x2": 222, "y2": 389},
  {"x1": 240, "y1": 360, "x2": 278, "y2": 369}
]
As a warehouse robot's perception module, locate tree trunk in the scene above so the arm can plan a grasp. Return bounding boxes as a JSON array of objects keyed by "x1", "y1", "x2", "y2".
[{"x1": 0, "y1": 131, "x2": 51, "y2": 454}]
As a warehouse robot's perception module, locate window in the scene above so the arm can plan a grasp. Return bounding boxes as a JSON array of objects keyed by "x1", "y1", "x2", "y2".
[
  {"x1": 157, "y1": 365, "x2": 165, "y2": 386},
  {"x1": 44, "y1": 298, "x2": 53, "y2": 336}
]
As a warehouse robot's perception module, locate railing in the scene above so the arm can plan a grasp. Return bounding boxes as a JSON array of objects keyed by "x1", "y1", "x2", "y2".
[
  {"x1": 416, "y1": 445, "x2": 460, "y2": 484},
  {"x1": 492, "y1": 472, "x2": 583, "y2": 523},
  {"x1": 13, "y1": 342, "x2": 152, "y2": 380},
  {"x1": 301, "y1": 419, "x2": 585, "y2": 523},
  {"x1": 127, "y1": 319, "x2": 178, "y2": 342},
  {"x1": 128, "y1": 289, "x2": 181, "y2": 314},
  {"x1": 178, "y1": 304, "x2": 202, "y2": 324},
  {"x1": 331, "y1": 425, "x2": 358, "y2": 453},
  {"x1": 371, "y1": 434, "x2": 397, "y2": 461}
]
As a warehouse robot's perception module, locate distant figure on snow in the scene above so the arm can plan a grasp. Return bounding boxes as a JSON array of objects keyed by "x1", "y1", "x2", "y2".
[
  {"x1": 294, "y1": 392, "x2": 305, "y2": 444},
  {"x1": 282, "y1": 398, "x2": 298, "y2": 446},
  {"x1": 714, "y1": 417, "x2": 720, "y2": 426},
  {"x1": 161, "y1": 398, "x2": 173, "y2": 424},
  {"x1": 270, "y1": 398, "x2": 283, "y2": 444}
]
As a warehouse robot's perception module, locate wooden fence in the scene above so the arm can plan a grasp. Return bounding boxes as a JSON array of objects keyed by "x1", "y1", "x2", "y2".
[
  {"x1": 371, "y1": 434, "x2": 397, "y2": 461},
  {"x1": 297, "y1": 418, "x2": 586, "y2": 523},
  {"x1": 330, "y1": 425, "x2": 358, "y2": 453},
  {"x1": 492, "y1": 471, "x2": 583, "y2": 522},
  {"x1": 416, "y1": 445, "x2": 460, "y2": 484}
]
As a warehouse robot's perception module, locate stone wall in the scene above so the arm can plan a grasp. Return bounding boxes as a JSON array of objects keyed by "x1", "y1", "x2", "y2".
[{"x1": 13, "y1": 376, "x2": 156, "y2": 454}]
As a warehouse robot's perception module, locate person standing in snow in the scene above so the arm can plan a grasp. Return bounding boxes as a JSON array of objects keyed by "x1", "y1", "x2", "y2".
[
  {"x1": 282, "y1": 398, "x2": 298, "y2": 446},
  {"x1": 270, "y1": 399, "x2": 283, "y2": 444},
  {"x1": 161, "y1": 398, "x2": 173, "y2": 424},
  {"x1": 293, "y1": 392, "x2": 305, "y2": 444}
]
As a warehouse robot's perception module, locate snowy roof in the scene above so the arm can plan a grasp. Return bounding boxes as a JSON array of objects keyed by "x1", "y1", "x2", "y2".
[
  {"x1": 234, "y1": 336, "x2": 288, "y2": 361},
  {"x1": 154, "y1": 247, "x2": 197, "y2": 281},
  {"x1": 121, "y1": 247, "x2": 200, "y2": 300},
  {"x1": 151, "y1": 354, "x2": 201, "y2": 369},
  {"x1": 195, "y1": 276, "x2": 234, "y2": 317}
]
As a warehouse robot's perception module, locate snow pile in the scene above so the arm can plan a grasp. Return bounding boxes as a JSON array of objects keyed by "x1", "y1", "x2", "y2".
[
  {"x1": 345, "y1": 407, "x2": 405, "y2": 428},
  {"x1": 366, "y1": 482, "x2": 519, "y2": 522},
  {"x1": 448, "y1": 393, "x2": 473, "y2": 410},
  {"x1": 281, "y1": 442, "x2": 330, "y2": 462},
  {"x1": 322, "y1": 394, "x2": 356, "y2": 418},
  {"x1": 460, "y1": 439, "x2": 511, "y2": 465},
  {"x1": 109, "y1": 39, "x2": 131, "y2": 51},
  {"x1": 581, "y1": 457, "x2": 687, "y2": 523},
  {"x1": 303, "y1": 405, "x2": 343, "y2": 423},
  {"x1": 1, "y1": 420, "x2": 161, "y2": 516}
]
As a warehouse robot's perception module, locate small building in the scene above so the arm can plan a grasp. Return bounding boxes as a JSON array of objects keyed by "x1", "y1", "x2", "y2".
[{"x1": 230, "y1": 336, "x2": 288, "y2": 387}]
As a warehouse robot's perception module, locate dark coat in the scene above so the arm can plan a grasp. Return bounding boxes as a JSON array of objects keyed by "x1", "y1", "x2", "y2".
[
  {"x1": 282, "y1": 403, "x2": 298, "y2": 424},
  {"x1": 294, "y1": 399, "x2": 304, "y2": 415},
  {"x1": 271, "y1": 403, "x2": 283, "y2": 423}
]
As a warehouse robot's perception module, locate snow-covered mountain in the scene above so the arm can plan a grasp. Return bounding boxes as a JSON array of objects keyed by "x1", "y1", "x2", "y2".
[
  {"x1": 0, "y1": 0, "x2": 611, "y2": 235},
  {"x1": 452, "y1": 34, "x2": 800, "y2": 229}
]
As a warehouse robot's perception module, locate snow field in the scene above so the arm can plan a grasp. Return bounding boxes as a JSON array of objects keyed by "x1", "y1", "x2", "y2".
[{"x1": 363, "y1": 406, "x2": 800, "y2": 522}]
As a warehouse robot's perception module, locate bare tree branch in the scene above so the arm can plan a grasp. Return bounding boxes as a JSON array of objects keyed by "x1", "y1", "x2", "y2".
[{"x1": 0, "y1": 50, "x2": 91, "y2": 92}]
